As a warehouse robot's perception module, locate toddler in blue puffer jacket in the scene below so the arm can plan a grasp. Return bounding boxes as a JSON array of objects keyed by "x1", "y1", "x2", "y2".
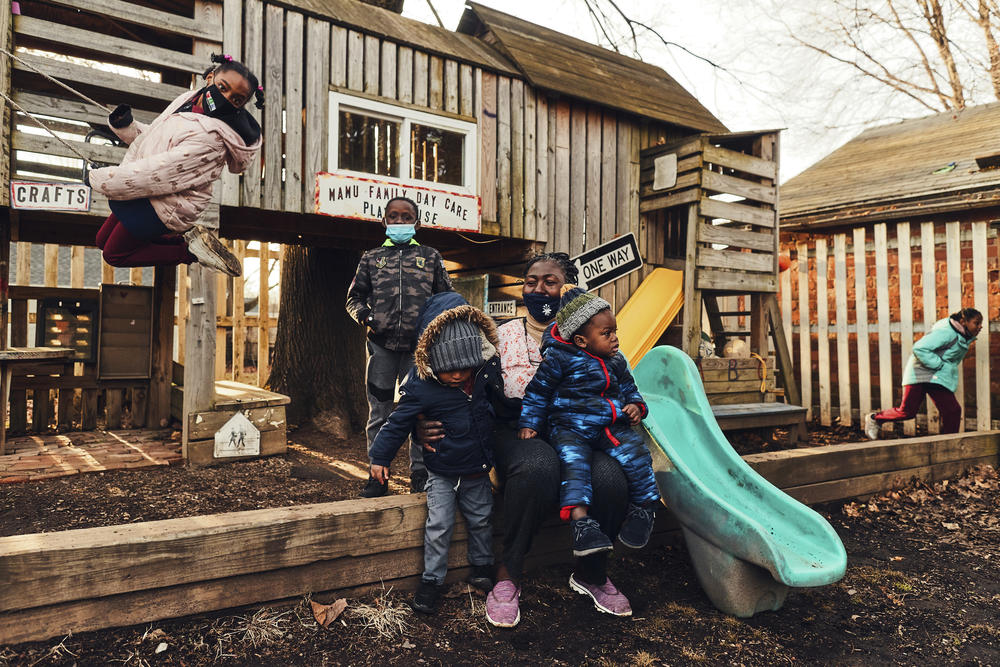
[{"x1": 519, "y1": 287, "x2": 660, "y2": 559}]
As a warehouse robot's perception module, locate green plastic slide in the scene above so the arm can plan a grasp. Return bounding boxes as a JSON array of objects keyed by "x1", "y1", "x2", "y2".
[{"x1": 634, "y1": 346, "x2": 847, "y2": 617}]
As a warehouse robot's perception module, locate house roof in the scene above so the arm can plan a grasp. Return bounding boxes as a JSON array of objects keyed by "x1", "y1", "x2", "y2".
[
  {"x1": 457, "y1": 2, "x2": 728, "y2": 133},
  {"x1": 270, "y1": 0, "x2": 519, "y2": 75},
  {"x1": 781, "y1": 102, "x2": 1000, "y2": 229}
]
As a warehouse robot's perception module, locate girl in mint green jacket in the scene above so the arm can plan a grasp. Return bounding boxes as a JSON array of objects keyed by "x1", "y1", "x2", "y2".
[{"x1": 865, "y1": 308, "x2": 982, "y2": 437}]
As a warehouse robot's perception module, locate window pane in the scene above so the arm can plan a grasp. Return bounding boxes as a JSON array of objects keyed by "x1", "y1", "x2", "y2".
[
  {"x1": 339, "y1": 110, "x2": 400, "y2": 178},
  {"x1": 409, "y1": 124, "x2": 464, "y2": 187}
]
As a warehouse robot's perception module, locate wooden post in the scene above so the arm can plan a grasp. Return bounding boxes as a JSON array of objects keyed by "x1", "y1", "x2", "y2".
[
  {"x1": 814, "y1": 239, "x2": 830, "y2": 426},
  {"x1": 681, "y1": 205, "x2": 701, "y2": 358},
  {"x1": 897, "y1": 223, "x2": 915, "y2": 435},
  {"x1": 182, "y1": 264, "x2": 216, "y2": 458},
  {"x1": 920, "y1": 222, "x2": 939, "y2": 433},
  {"x1": 945, "y1": 221, "x2": 962, "y2": 429},
  {"x1": 0, "y1": 0, "x2": 11, "y2": 208},
  {"x1": 0, "y1": 211, "x2": 10, "y2": 453},
  {"x1": 148, "y1": 265, "x2": 176, "y2": 428},
  {"x1": 972, "y1": 221, "x2": 990, "y2": 431}
]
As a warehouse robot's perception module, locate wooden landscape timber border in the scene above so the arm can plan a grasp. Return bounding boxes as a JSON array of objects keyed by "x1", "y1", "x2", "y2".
[{"x1": 1, "y1": 429, "x2": 996, "y2": 645}]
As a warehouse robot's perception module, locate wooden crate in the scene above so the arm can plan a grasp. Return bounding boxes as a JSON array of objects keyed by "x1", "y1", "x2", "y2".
[
  {"x1": 697, "y1": 356, "x2": 777, "y2": 405},
  {"x1": 185, "y1": 381, "x2": 289, "y2": 466}
]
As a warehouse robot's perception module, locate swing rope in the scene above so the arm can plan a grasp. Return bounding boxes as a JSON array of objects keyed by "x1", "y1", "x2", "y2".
[
  {"x1": 0, "y1": 88, "x2": 94, "y2": 163},
  {"x1": 0, "y1": 46, "x2": 112, "y2": 113}
]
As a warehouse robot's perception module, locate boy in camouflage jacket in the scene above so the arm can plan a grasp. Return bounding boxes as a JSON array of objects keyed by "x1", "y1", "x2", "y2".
[{"x1": 346, "y1": 196, "x2": 452, "y2": 498}]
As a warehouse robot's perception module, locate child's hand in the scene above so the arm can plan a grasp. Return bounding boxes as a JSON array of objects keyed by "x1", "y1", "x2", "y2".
[
  {"x1": 518, "y1": 428, "x2": 537, "y2": 440},
  {"x1": 623, "y1": 403, "x2": 642, "y2": 425},
  {"x1": 370, "y1": 464, "x2": 389, "y2": 484}
]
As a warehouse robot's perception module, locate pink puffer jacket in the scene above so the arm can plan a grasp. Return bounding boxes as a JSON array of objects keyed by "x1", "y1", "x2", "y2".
[{"x1": 89, "y1": 91, "x2": 261, "y2": 232}]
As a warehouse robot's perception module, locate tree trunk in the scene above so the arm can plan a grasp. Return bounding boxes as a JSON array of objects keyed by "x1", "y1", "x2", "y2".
[{"x1": 269, "y1": 246, "x2": 367, "y2": 433}]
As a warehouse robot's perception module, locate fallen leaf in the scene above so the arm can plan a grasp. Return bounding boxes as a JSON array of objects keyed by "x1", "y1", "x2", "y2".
[
  {"x1": 847, "y1": 588, "x2": 857, "y2": 595},
  {"x1": 155, "y1": 642, "x2": 168, "y2": 654},
  {"x1": 401, "y1": 639, "x2": 416, "y2": 649},
  {"x1": 311, "y1": 598, "x2": 348, "y2": 628},
  {"x1": 890, "y1": 556, "x2": 904, "y2": 561},
  {"x1": 942, "y1": 522, "x2": 959, "y2": 531},
  {"x1": 144, "y1": 628, "x2": 167, "y2": 642}
]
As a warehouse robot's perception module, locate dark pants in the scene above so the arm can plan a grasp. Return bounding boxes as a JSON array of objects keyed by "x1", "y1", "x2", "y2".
[
  {"x1": 873, "y1": 382, "x2": 962, "y2": 433},
  {"x1": 492, "y1": 425, "x2": 628, "y2": 585},
  {"x1": 551, "y1": 423, "x2": 659, "y2": 513},
  {"x1": 97, "y1": 199, "x2": 193, "y2": 267}
]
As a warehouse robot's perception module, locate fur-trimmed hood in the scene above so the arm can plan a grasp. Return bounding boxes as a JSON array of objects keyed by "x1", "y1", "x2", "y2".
[{"x1": 413, "y1": 292, "x2": 499, "y2": 380}]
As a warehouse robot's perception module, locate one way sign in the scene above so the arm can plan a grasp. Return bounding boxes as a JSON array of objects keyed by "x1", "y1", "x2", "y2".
[{"x1": 572, "y1": 233, "x2": 643, "y2": 291}]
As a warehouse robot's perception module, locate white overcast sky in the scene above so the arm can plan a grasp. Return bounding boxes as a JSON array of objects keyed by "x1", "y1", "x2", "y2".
[{"x1": 401, "y1": 0, "x2": 870, "y2": 182}]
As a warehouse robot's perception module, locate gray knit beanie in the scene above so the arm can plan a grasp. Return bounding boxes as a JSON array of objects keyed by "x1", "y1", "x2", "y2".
[
  {"x1": 429, "y1": 319, "x2": 482, "y2": 374},
  {"x1": 555, "y1": 287, "x2": 612, "y2": 339}
]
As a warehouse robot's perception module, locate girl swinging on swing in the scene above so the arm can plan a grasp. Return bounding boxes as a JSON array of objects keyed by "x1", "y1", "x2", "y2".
[{"x1": 87, "y1": 54, "x2": 264, "y2": 276}]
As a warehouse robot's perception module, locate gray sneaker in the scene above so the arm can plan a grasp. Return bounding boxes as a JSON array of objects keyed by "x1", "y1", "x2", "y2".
[
  {"x1": 864, "y1": 412, "x2": 880, "y2": 441},
  {"x1": 183, "y1": 227, "x2": 242, "y2": 277}
]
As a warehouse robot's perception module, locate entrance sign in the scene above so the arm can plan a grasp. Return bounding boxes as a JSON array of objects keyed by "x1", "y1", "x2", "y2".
[
  {"x1": 214, "y1": 411, "x2": 261, "y2": 458},
  {"x1": 571, "y1": 233, "x2": 643, "y2": 291},
  {"x1": 488, "y1": 300, "x2": 517, "y2": 318},
  {"x1": 10, "y1": 181, "x2": 90, "y2": 212},
  {"x1": 315, "y1": 172, "x2": 481, "y2": 232}
]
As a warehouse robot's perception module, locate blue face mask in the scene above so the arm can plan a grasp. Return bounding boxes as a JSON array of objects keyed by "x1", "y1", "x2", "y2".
[
  {"x1": 523, "y1": 292, "x2": 561, "y2": 323},
  {"x1": 386, "y1": 223, "x2": 416, "y2": 244}
]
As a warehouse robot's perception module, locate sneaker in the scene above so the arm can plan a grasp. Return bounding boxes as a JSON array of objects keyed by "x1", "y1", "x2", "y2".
[
  {"x1": 618, "y1": 503, "x2": 656, "y2": 549},
  {"x1": 410, "y1": 579, "x2": 441, "y2": 615},
  {"x1": 864, "y1": 412, "x2": 880, "y2": 441},
  {"x1": 410, "y1": 468, "x2": 428, "y2": 493},
  {"x1": 485, "y1": 579, "x2": 521, "y2": 627},
  {"x1": 183, "y1": 226, "x2": 242, "y2": 277},
  {"x1": 568, "y1": 573, "x2": 632, "y2": 617},
  {"x1": 467, "y1": 564, "x2": 494, "y2": 592},
  {"x1": 359, "y1": 475, "x2": 387, "y2": 498},
  {"x1": 571, "y1": 516, "x2": 614, "y2": 557}
]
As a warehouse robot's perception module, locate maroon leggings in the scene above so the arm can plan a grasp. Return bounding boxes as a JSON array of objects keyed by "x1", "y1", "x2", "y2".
[
  {"x1": 96, "y1": 214, "x2": 195, "y2": 267},
  {"x1": 872, "y1": 383, "x2": 962, "y2": 434}
]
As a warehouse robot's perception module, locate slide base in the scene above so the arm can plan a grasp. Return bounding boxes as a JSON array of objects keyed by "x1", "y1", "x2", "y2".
[{"x1": 682, "y1": 527, "x2": 789, "y2": 618}]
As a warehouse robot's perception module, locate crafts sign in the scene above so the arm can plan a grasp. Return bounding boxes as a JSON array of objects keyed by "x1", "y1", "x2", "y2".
[
  {"x1": 315, "y1": 172, "x2": 481, "y2": 232},
  {"x1": 571, "y1": 233, "x2": 643, "y2": 291},
  {"x1": 10, "y1": 181, "x2": 91, "y2": 212}
]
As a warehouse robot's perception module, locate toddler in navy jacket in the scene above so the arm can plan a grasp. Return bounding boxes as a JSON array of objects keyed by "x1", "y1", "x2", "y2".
[
  {"x1": 519, "y1": 287, "x2": 660, "y2": 558},
  {"x1": 369, "y1": 291, "x2": 502, "y2": 615}
]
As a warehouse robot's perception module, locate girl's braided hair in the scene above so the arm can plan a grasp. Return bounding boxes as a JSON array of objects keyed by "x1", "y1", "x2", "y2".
[
  {"x1": 203, "y1": 53, "x2": 265, "y2": 109},
  {"x1": 524, "y1": 251, "x2": 578, "y2": 284}
]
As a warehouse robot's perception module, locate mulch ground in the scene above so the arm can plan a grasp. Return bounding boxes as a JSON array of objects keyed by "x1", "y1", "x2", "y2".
[{"x1": 2, "y1": 425, "x2": 998, "y2": 665}]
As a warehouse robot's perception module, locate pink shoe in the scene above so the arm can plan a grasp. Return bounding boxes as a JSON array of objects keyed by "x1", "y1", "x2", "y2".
[
  {"x1": 485, "y1": 579, "x2": 521, "y2": 627},
  {"x1": 569, "y1": 573, "x2": 632, "y2": 616}
]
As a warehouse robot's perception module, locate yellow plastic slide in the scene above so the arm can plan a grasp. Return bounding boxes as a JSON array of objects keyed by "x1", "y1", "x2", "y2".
[{"x1": 616, "y1": 267, "x2": 684, "y2": 365}]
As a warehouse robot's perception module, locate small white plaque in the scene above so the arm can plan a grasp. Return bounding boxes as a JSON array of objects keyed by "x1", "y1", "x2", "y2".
[
  {"x1": 488, "y1": 300, "x2": 517, "y2": 318},
  {"x1": 652, "y1": 153, "x2": 678, "y2": 191},
  {"x1": 10, "y1": 181, "x2": 91, "y2": 211},
  {"x1": 214, "y1": 412, "x2": 261, "y2": 458}
]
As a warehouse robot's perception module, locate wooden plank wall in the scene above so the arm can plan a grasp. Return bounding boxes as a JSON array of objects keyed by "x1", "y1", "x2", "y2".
[
  {"x1": 780, "y1": 222, "x2": 997, "y2": 433},
  {"x1": 7, "y1": 241, "x2": 281, "y2": 434},
  {"x1": 242, "y1": 6, "x2": 666, "y2": 308}
]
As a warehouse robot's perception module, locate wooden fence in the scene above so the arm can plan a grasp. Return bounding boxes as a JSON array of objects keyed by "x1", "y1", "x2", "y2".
[
  {"x1": 779, "y1": 220, "x2": 997, "y2": 433},
  {"x1": 5, "y1": 240, "x2": 281, "y2": 434}
]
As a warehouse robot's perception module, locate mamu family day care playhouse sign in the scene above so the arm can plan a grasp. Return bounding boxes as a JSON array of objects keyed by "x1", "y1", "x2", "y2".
[{"x1": 315, "y1": 173, "x2": 481, "y2": 232}]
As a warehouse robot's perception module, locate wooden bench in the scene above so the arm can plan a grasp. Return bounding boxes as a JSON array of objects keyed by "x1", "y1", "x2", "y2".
[{"x1": 711, "y1": 402, "x2": 808, "y2": 444}]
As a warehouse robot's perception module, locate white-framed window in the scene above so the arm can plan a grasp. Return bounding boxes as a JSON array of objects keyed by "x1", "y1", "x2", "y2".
[{"x1": 328, "y1": 92, "x2": 478, "y2": 195}]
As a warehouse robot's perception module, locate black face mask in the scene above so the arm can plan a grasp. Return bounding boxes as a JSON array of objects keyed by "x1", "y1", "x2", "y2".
[{"x1": 203, "y1": 84, "x2": 238, "y2": 118}]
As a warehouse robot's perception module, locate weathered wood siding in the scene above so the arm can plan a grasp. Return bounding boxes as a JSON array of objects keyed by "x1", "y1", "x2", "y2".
[{"x1": 7, "y1": 0, "x2": 691, "y2": 314}]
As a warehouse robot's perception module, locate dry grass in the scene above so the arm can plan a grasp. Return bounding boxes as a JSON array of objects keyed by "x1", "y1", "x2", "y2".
[
  {"x1": 27, "y1": 635, "x2": 78, "y2": 667},
  {"x1": 346, "y1": 588, "x2": 411, "y2": 640},
  {"x1": 212, "y1": 607, "x2": 292, "y2": 659},
  {"x1": 680, "y1": 647, "x2": 709, "y2": 662},
  {"x1": 630, "y1": 650, "x2": 660, "y2": 666}
]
